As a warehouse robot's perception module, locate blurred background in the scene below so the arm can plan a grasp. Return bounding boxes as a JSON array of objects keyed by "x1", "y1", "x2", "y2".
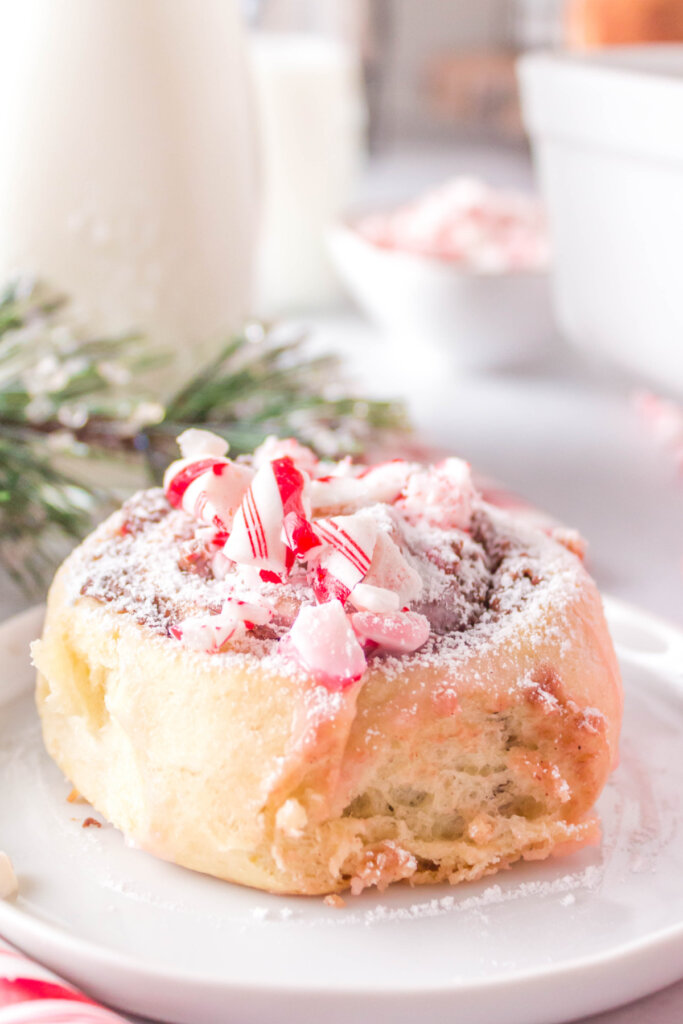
[
  {"x1": 242, "y1": 0, "x2": 683, "y2": 623},
  {"x1": 0, "y1": 0, "x2": 683, "y2": 627}
]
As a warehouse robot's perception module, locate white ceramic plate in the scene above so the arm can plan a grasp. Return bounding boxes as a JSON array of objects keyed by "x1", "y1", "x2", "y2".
[{"x1": 1, "y1": 600, "x2": 683, "y2": 1024}]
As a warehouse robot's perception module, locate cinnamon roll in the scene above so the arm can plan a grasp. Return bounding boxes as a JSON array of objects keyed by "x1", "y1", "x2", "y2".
[{"x1": 32, "y1": 431, "x2": 622, "y2": 895}]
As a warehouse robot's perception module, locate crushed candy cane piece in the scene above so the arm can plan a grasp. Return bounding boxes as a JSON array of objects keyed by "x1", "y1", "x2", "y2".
[
  {"x1": 222, "y1": 595, "x2": 274, "y2": 626},
  {"x1": 310, "y1": 475, "x2": 368, "y2": 514},
  {"x1": 171, "y1": 614, "x2": 244, "y2": 653},
  {"x1": 231, "y1": 564, "x2": 274, "y2": 590},
  {"x1": 272, "y1": 457, "x2": 318, "y2": 557},
  {"x1": 211, "y1": 549, "x2": 233, "y2": 580},
  {"x1": 311, "y1": 514, "x2": 378, "y2": 603},
  {"x1": 164, "y1": 456, "x2": 252, "y2": 532},
  {"x1": 224, "y1": 458, "x2": 295, "y2": 575},
  {"x1": 160, "y1": 433, "x2": 506, "y2": 680},
  {"x1": 355, "y1": 177, "x2": 548, "y2": 272},
  {"x1": 310, "y1": 460, "x2": 416, "y2": 514},
  {"x1": 363, "y1": 531, "x2": 422, "y2": 605},
  {"x1": 177, "y1": 427, "x2": 229, "y2": 460},
  {"x1": 351, "y1": 610, "x2": 431, "y2": 654},
  {"x1": 253, "y1": 435, "x2": 319, "y2": 477},
  {"x1": 349, "y1": 582, "x2": 400, "y2": 614},
  {"x1": 309, "y1": 564, "x2": 352, "y2": 604},
  {"x1": 164, "y1": 456, "x2": 228, "y2": 508},
  {"x1": 399, "y1": 457, "x2": 474, "y2": 530},
  {"x1": 0, "y1": 851, "x2": 18, "y2": 899},
  {"x1": 193, "y1": 461, "x2": 254, "y2": 530},
  {"x1": 288, "y1": 600, "x2": 366, "y2": 689},
  {"x1": 171, "y1": 591, "x2": 274, "y2": 652},
  {"x1": 355, "y1": 461, "x2": 415, "y2": 504}
]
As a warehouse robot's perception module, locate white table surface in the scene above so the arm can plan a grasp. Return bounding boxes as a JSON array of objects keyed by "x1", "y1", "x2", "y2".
[
  {"x1": 3, "y1": 146, "x2": 683, "y2": 1023},
  {"x1": 311, "y1": 311, "x2": 683, "y2": 625}
]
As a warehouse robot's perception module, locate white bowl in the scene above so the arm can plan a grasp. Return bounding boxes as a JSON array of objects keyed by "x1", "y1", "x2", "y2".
[
  {"x1": 328, "y1": 222, "x2": 556, "y2": 372},
  {"x1": 519, "y1": 46, "x2": 683, "y2": 395}
]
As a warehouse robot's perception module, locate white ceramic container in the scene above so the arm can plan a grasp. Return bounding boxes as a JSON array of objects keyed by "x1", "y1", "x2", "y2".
[
  {"x1": 328, "y1": 222, "x2": 555, "y2": 372},
  {"x1": 519, "y1": 46, "x2": 683, "y2": 394}
]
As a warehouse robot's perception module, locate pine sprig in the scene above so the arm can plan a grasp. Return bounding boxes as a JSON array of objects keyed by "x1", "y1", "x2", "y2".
[
  {"x1": 0, "y1": 433, "x2": 98, "y2": 588},
  {"x1": 0, "y1": 279, "x2": 408, "y2": 590}
]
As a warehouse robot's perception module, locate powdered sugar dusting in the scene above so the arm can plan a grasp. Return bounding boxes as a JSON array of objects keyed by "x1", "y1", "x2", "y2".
[
  {"x1": 62, "y1": 480, "x2": 584, "y2": 690},
  {"x1": 242, "y1": 863, "x2": 604, "y2": 930},
  {"x1": 355, "y1": 865, "x2": 602, "y2": 927}
]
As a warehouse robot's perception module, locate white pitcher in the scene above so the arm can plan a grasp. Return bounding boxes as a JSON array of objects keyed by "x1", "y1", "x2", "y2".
[{"x1": 0, "y1": 0, "x2": 257, "y2": 374}]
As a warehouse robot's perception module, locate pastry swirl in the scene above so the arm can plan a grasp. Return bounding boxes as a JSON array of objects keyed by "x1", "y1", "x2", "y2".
[{"x1": 33, "y1": 435, "x2": 622, "y2": 895}]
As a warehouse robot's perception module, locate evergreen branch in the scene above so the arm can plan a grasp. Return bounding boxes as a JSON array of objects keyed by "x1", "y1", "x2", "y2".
[{"x1": 0, "y1": 278, "x2": 409, "y2": 590}]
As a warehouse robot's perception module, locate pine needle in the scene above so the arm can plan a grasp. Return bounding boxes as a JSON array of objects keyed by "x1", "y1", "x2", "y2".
[{"x1": 0, "y1": 279, "x2": 408, "y2": 591}]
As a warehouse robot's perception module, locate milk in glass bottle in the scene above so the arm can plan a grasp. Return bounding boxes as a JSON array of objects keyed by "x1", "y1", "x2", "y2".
[
  {"x1": 0, "y1": 0, "x2": 257, "y2": 373},
  {"x1": 247, "y1": 0, "x2": 367, "y2": 314}
]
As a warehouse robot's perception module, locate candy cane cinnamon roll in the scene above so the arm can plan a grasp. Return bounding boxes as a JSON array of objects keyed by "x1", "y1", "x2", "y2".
[{"x1": 33, "y1": 432, "x2": 622, "y2": 895}]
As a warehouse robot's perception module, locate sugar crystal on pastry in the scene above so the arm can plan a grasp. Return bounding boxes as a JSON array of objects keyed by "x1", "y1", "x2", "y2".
[{"x1": 32, "y1": 431, "x2": 622, "y2": 895}]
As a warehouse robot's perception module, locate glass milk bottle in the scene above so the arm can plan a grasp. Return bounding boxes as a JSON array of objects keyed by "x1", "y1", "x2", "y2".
[
  {"x1": 0, "y1": 0, "x2": 257, "y2": 375},
  {"x1": 247, "y1": 0, "x2": 367, "y2": 315}
]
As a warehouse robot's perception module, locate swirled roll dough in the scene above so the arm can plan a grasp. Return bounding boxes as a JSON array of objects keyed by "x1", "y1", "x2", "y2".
[{"x1": 33, "y1": 487, "x2": 622, "y2": 895}]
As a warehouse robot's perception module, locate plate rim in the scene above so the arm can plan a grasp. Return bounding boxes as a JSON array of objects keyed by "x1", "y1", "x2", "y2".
[{"x1": 1, "y1": 887, "x2": 683, "y2": 997}]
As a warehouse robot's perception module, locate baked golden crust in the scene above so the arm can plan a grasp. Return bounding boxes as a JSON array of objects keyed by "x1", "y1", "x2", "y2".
[{"x1": 33, "y1": 486, "x2": 622, "y2": 895}]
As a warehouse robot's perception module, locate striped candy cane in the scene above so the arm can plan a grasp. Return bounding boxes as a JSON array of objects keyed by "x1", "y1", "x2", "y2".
[
  {"x1": 224, "y1": 456, "x2": 314, "y2": 579},
  {"x1": 0, "y1": 943, "x2": 125, "y2": 1022},
  {"x1": 310, "y1": 514, "x2": 378, "y2": 604}
]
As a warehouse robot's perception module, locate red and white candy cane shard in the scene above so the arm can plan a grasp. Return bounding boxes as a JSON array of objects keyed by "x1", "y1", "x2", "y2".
[
  {"x1": 170, "y1": 614, "x2": 244, "y2": 654},
  {"x1": 362, "y1": 531, "x2": 423, "y2": 606},
  {"x1": 398, "y1": 457, "x2": 474, "y2": 531},
  {"x1": 196, "y1": 461, "x2": 254, "y2": 531},
  {"x1": 310, "y1": 460, "x2": 416, "y2": 514},
  {"x1": 309, "y1": 565, "x2": 351, "y2": 604},
  {"x1": 224, "y1": 456, "x2": 312, "y2": 576},
  {"x1": 287, "y1": 600, "x2": 366, "y2": 690},
  {"x1": 222, "y1": 596, "x2": 274, "y2": 627},
  {"x1": 309, "y1": 474, "x2": 367, "y2": 515},
  {"x1": 351, "y1": 610, "x2": 431, "y2": 654},
  {"x1": 177, "y1": 428, "x2": 229, "y2": 460},
  {"x1": 355, "y1": 460, "x2": 415, "y2": 503},
  {"x1": 164, "y1": 457, "x2": 253, "y2": 532},
  {"x1": 283, "y1": 512, "x2": 320, "y2": 560},
  {"x1": 170, "y1": 591, "x2": 275, "y2": 652},
  {"x1": 253, "y1": 436, "x2": 319, "y2": 478},
  {"x1": 311, "y1": 514, "x2": 378, "y2": 604},
  {"x1": 272, "y1": 457, "x2": 318, "y2": 557},
  {"x1": 163, "y1": 456, "x2": 229, "y2": 509},
  {"x1": 349, "y1": 582, "x2": 400, "y2": 614}
]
